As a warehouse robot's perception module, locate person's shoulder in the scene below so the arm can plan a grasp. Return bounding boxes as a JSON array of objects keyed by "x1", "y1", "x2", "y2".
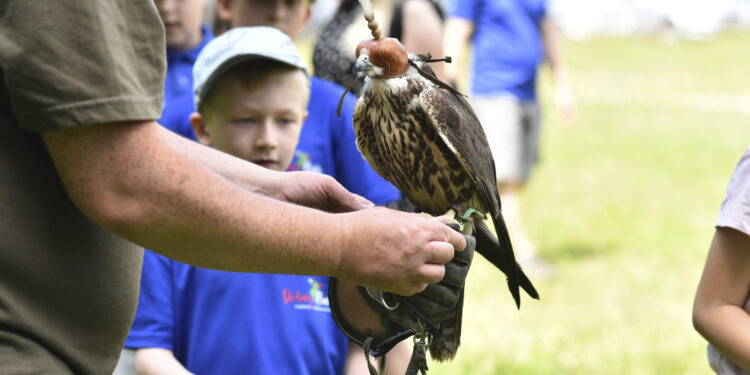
[{"x1": 716, "y1": 146, "x2": 750, "y2": 236}]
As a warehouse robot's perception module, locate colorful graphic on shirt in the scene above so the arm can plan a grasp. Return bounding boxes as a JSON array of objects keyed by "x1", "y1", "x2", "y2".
[
  {"x1": 289, "y1": 150, "x2": 323, "y2": 173},
  {"x1": 282, "y1": 278, "x2": 331, "y2": 313}
]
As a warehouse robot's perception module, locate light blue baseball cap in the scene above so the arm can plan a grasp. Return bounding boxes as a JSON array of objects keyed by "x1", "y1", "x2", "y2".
[{"x1": 192, "y1": 26, "x2": 309, "y2": 109}]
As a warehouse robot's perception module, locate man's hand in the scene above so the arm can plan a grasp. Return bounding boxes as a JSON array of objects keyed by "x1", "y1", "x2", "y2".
[
  {"x1": 335, "y1": 208, "x2": 467, "y2": 296},
  {"x1": 403, "y1": 231, "x2": 475, "y2": 320},
  {"x1": 267, "y1": 171, "x2": 374, "y2": 213}
]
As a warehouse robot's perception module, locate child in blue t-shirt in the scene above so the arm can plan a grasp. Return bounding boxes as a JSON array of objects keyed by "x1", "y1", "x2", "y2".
[
  {"x1": 154, "y1": 0, "x2": 213, "y2": 140},
  {"x1": 126, "y1": 27, "x2": 401, "y2": 375}
]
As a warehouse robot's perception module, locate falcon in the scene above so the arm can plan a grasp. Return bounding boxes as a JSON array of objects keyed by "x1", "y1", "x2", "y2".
[{"x1": 351, "y1": 36, "x2": 540, "y2": 361}]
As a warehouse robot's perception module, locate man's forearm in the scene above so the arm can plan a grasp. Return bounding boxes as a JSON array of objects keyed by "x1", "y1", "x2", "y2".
[
  {"x1": 43, "y1": 120, "x2": 345, "y2": 275},
  {"x1": 158, "y1": 125, "x2": 371, "y2": 212},
  {"x1": 156, "y1": 124, "x2": 275, "y2": 197}
]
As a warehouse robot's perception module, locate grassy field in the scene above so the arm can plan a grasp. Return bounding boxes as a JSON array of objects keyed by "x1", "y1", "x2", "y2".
[
  {"x1": 300, "y1": 28, "x2": 750, "y2": 374},
  {"x1": 425, "y1": 30, "x2": 750, "y2": 374}
]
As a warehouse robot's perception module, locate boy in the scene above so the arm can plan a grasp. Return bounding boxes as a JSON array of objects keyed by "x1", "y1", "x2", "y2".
[
  {"x1": 155, "y1": 0, "x2": 213, "y2": 139},
  {"x1": 215, "y1": 0, "x2": 402, "y2": 206},
  {"x1": 126, "y1": 26, "x2": 395, "y2": 375}
]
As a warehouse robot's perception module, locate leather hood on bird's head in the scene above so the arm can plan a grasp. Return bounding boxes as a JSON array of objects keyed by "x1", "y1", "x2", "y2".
[{"x1": 355, "y1": 38, "x2": 408, "y2": 78}]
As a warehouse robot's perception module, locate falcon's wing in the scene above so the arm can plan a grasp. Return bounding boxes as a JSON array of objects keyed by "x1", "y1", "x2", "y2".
[
  {"x1": 420, "y1": 88, "x2": 534, "y2": 306},
  {"x1": 419, "y1": 88, "x2": 501, "y2": 218},
  {"x1": 353, "y1": 96, "x2": 390, "y2": 180}
]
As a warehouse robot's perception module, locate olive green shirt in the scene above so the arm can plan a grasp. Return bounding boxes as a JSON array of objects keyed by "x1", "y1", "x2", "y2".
[{"x1": 0, "y1": 0, "x2": 165, "y2": 373}]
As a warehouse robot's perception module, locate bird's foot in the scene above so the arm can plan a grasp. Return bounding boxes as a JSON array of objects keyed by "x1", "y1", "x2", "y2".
[{"x1": 445, "y1": 205, "x2": 486, "y2": 234}]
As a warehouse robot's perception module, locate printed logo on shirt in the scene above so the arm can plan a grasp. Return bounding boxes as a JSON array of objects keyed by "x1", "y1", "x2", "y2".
[
  {"x1": 282, "y1": 278, "x2": 331, "y2": 313},
  {"x1": 288, "y1": 150, "x2": 323, "y2": 173}
]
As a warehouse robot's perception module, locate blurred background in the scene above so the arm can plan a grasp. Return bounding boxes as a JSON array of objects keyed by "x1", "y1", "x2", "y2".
[{"x1": 294, "y1": 0, "x2": 750, "y2": 373}]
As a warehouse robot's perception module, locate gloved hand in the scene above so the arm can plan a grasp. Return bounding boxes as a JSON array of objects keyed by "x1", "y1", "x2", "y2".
[
  {"x1": 329, "y1": 223, "x2": 476, "y2": 357},
  {"x1": 400, "y1": 230, "x2": 475, "y2": 323}
]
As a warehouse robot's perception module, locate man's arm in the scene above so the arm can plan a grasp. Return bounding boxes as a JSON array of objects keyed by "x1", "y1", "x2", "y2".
[
  {"x1": 42, "y1": 120, "x2": 465, "y2": 295},
  {"x1": 693, "y1": 227, "x2": 750, "y2": 371},
  {"x1": 157, "y1": 124, "x2": 372, "y2": 212},
  {"x1": 539, "y1": 17, "x2": 576, "y2": 124},
  {"x1": 135, "y1": 348, "x2": 193, "y2": 375},
  {"x1": 442, "y1": 17, "x2": 474, "y2": 87}
]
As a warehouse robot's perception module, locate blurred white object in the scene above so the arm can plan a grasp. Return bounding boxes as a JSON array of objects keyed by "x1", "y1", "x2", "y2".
[{"x1": 550, "y1": 0, "x2": 750, "y2": 39}]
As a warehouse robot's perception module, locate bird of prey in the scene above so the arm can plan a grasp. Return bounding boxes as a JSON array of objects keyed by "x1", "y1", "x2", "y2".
[{"x1": 350, "y1": 34, "x2": 539, "y2": 361}]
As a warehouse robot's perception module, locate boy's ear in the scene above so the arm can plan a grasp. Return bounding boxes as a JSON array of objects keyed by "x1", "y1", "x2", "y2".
[
  {"x1": 216, "y1": 0, "x2": 233, "y2": 22},
  {"x1": 190, "y1": 112, "x2": 213, "y2": 147}
]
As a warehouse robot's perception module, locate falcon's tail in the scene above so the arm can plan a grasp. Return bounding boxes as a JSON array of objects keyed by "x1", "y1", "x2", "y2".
[
  {"x1": 475, "y1": 219, "x2": 539, "y2": 308},
  {"x1": 428, "y1": 291, "x2": 463, "y2": 362}
]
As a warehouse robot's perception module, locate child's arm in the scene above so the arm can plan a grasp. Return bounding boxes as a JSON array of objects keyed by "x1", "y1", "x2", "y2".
[
  {"x1": 135, "y1": 348, "x2": 193, "y2": 375},
  {"x1": 694, "y1": 226, "x2": 750, "y2": 371}
]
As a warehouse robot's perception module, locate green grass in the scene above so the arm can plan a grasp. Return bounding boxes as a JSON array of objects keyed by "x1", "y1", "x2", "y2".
[{"x1": 426, "y1": 30, "x2": 750, "y2": 374}]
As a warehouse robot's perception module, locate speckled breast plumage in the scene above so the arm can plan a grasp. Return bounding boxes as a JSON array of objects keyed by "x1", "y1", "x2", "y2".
[{"x1": 353, "y1": 78, "x2": 482, "y2": 215}]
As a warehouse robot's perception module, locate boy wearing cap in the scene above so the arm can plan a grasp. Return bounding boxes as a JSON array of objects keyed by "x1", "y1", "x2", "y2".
[
  {"x1": 125, "y1": 27, "x2": 376, "y2": 375},
  {"x1": 215, "y1": 0, "x2": 405, "y2": 208}
]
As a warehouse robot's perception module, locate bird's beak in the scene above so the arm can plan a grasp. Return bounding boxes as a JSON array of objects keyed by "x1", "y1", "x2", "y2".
[{"x1": 354, "y1": 55, "x2": 371, "y2": 74}]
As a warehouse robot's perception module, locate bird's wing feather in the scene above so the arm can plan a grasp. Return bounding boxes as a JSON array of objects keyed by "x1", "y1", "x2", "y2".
[
  {"x1": 420, "y1": 87, "x2": 533, "y2": 306},
  {"x1": 418, "y1": 88, "x2": 500, "y2": 218}
]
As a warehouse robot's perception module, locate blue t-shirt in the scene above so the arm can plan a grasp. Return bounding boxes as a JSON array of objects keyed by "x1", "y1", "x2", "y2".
[
  {"x1": 449, "y1": 0, "x2": 547, "y2": 100},
  {"x1": 160, "y1": 25, "x2": 214, "y2": 139},
  {"x1": 126, "y1": 38, "x2": 401, "y2": 374},
  {"x1": 126, "y1": 253, "x2": 349, "y2": 374}
]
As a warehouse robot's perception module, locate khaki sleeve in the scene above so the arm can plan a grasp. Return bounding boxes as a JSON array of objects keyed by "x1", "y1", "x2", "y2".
[{"x1": 0, "y1": 0, "x2": 166, "y2": 132}]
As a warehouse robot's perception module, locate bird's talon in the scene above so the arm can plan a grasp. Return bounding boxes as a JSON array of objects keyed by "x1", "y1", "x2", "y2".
[{"x1": 461, "y1": 208, "x2": 485, "y2": 222}]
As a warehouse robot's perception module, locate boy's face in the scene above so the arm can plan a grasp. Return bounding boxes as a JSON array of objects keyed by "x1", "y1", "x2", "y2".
[
  {"x1": 193, "y1": 70, "x2": 308, "y2": 172},
  {"x1": 155, "y1": 0, "x2": 207, "y2": 51},
  {"x1": 217, "y1": 0, "x2": 311, "y2": 39}
]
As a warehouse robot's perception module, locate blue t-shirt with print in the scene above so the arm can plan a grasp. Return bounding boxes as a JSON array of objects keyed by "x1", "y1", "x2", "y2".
[
  {"x1": 126, "y1": 253, "x2": 349, "y2": 374},
  {"x1": 449, "y1": 0, "x2": 547, "y2": 100}
]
